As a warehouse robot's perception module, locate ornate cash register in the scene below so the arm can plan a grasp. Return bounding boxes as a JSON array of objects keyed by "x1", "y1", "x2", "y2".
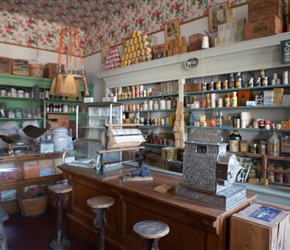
[{"x1": 176, "y1": 128, "x2": 245, "y2": 210}]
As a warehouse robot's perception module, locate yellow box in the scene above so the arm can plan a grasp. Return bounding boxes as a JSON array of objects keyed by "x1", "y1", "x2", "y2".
[{"x1": 169, "y1": 114, "x2": 175, "y2": 126}]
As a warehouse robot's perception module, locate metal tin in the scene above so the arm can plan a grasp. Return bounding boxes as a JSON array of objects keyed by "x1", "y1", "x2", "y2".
[
  {"x1": 235, "y1": 78, "x2": 242, "y2": 88},
  {"x1": 259, "y1": 69, "x2": 266, "y2": 77},
  {"x1": 261, "y1": 76, "x2": 268, "y2": 86},
  {"x1": 248, "y1": 78, "x2": 254, "y2": 87},
  {"x1": 258, "y1": 143, "x2": 266, "y2": 155},
  {"x1": 215, "y1": 81, "x2": 221, "y2": 90},
  {"x1": 249, "y1": 143, "x2": 257, "y2": 153},
  {"x1": 222, "y1": 80, "x2": 228, "y2": 89},
  {"x1": 254, "y1": 77, "x2": 261, "y2": 87},
  {"x1": 267, "y1": 171, "x2": 274, "y2": 182},
  {"x1": 207, "y1": 82, "x2": 214, "y2": 91},
  {"x1": 275, "y1": 173, "x2": 284, "y2": 183}
]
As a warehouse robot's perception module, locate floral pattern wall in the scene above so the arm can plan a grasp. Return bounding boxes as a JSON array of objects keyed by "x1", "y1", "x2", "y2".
[{"x1": 0, "y1": 0, "x2": 247, "y2": 57}]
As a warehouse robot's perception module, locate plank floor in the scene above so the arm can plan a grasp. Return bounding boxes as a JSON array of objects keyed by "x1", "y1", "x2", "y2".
[{"x1": 4, "y1": 206, "x2": 96, "y2": 250}]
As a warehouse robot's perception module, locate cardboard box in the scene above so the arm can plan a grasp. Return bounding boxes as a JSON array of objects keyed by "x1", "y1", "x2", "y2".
[
  {"x1": 244, "y1": 15, "x2": 283, "y2": 40},
  {"x1": 168, "y1": 160, "x2": 183, "y2": 173},
  {"x1": 144, "y1": 153, "x2": 161, "y2": 168},
  {"x1": 230, "y1": 203, "x2": 290, "y2": 250},
  {"x1": 248, "y1": 0, "x2": 283, "y2": 22},
  {"x1": 184, "y1": 83, "x2": 202, "y2": 92},
  {"x1": 238, "y1": 90, "x2": 253, "y2": 106},
  {"x1": 152, "y1": 44, "x2": 169, "y2": 53},
  {"x1": 188, "y1": 33, "x2": 203, "y2": 52}
]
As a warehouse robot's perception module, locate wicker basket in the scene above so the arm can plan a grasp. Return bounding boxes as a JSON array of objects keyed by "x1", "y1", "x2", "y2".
[{"x1": 18, "y1": 192, "x2": 48, "y2": 217}]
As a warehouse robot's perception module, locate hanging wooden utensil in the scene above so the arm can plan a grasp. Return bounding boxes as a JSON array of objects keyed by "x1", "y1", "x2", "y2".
[
  {"x1": 76, "y1": 29, "x2": 89, "y2": 97},
  {"x1": 73, "y1": 28, "x2": 81, "y2": 97},
  {"x1": 54, "y1": 26, "x2": 64, "y2": 96},
  {"x1": 60, "y1": 27, "x2": 77, "y2": 97}
]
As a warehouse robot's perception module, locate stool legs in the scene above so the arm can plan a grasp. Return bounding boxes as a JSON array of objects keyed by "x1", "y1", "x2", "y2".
[
  {"x1": 49, "y1": 193, "x2": 70, "y2": 250},
  {"x1": 91, "y1": 207, "x2": 109, "y2": 250},
  {"x1": 87, "y1": 196, "x2": 115, "y2": 250},
  {"x1": 137, "y1": 236, "x2": 161, "y2": 250}
]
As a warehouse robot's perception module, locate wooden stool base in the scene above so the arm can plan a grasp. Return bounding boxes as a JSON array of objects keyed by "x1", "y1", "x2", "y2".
[{"x1": 87, "y1": 196, "x2": 115, "y2": 250}]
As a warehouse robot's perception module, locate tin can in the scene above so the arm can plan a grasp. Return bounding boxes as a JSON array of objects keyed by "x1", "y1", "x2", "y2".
[
  {"x1": 258, "y1": 143, "x2": 266, "y2": 155},
  {"x1": 228, "y1": 80, "x2": 234, "y2": 89},
  {"x1": 259, "y1": 69, "x2": 266, "y2": 77},
  {"x1": 236, "y1": 72, "x2": 242, "y2": 79},
  {"x1": 248, "y1": 78, "x2": 254, "y2": 87},
  {"x1": 285, "y1": 174, "x2": 290, "y2": 184},
  {"x1": 222, "y1": 80, "x2": 228, "y2": 89},
  {"x1": 235, "y1": 78, "x2": 242, "y2": 88},
  {"x1": 267, "y1": 171, "x2": 274, "y2": 182},
  {"x1": 231, "y1": 92, "x2": 237, "y2": 107},
  {"x1": 261, "y1": 76, "x2": 268, "y2": 86},
  {"x1": 275, "y1": 173, "x2": 284, "y2": 183},
  {"x1": 224, "y1": 94, "x2": 230, "y2": 107},
  {"x1": 217, "y1": 98, "x2": 223, "y2": 107},
  {"x1": 215, "y1": 81, "x2": 221, "y2": 90},
  {"x1": 254, "y1": 77, "x2": 261, "y2": 87},
  {"x1": 249, "y1": 143, "x2": 257, "y2": 153},
  {"x1": 207, "y1": 82, "x2": 214, "y2": 91}
]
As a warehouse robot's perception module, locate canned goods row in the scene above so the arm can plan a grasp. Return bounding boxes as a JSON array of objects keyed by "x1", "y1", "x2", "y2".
[{"x1": 267, "y1": 172, "x2": 290, "y2": 184}]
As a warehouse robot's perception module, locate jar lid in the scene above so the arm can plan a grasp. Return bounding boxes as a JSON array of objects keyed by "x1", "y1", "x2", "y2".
[{"x1": 53, "y1": 127, "x2": 68, "y2": 134}]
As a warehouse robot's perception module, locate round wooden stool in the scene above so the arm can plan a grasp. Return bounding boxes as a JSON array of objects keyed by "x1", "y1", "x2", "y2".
[
  {"x1": 133, "y1": 220, "x2": 170, "y2": 250},
  {"x1": 49, "y1": 184, "x2": 72, "y2": 250},
  {"x1": 87, "y1": 196, "x2": 115, "y2": 250}
]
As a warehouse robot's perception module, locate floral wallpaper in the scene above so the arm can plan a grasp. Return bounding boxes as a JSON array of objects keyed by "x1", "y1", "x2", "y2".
[{"x1": 0, "y1": 0, "x2": 248, "y2": 57}]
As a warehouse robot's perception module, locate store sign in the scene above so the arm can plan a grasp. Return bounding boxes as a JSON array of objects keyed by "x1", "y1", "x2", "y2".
[
  {"x1": 281, "y1": 39, "x2": 290, "y2": 64},
  {"x1": 184, "y1": 58, "x2": 199, "y2": 70}
]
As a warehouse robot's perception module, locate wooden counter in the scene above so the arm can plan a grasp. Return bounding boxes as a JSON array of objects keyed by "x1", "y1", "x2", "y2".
[{"x1": 59, "y1": 165, "x2": 256, "y2": 250}]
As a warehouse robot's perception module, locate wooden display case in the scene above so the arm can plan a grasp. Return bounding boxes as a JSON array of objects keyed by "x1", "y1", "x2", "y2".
[{"x1": 0, "y1": 152, "x2": 66, "y2": 214}]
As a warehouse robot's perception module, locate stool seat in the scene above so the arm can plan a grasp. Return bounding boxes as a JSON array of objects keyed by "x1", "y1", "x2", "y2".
[
  {"x1": 49, "y1": 184, "x2": 72, "y2": 194},
  {"x1": 133, "y1": 220, "x2": 169, "y2": 239},
  {"x1": 87, "y1": 196, "x2": 115, "y2": 209}
]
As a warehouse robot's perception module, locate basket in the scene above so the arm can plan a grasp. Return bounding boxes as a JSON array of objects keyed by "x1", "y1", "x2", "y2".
[{"x1": 18, "y1": 191, "x2": 48, "y2": 217}]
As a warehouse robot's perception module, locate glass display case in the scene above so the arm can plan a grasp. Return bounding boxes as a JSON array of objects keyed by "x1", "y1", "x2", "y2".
[
  {"x1": 71, "y1": 102, "x2": 124, "y2": 175},
  {"x1": 76, "y1": 102, "x2": 123, "y2": 140}
]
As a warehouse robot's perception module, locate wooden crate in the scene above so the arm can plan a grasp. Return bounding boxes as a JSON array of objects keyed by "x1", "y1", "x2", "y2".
[
  {"x1": 230, "y1": 203, "x2": 290, "y2": 250},
  {"x1": 244, "y1": 15, "x2": 283, "y2": 40},
  {"x1": 0, "y1": 56, "x2": 12, "y2": 74},
  {"x1": 248, "y1": 0, "x2": 283, "y2": 22},
  {"x1": 43, "y1": 63, "x2": 65, "y2": 78},
  {"x1": 11, "y1": 59, "x2": 29, "y2": 76}
]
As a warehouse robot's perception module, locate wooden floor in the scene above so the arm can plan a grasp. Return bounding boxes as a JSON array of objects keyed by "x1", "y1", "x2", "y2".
[{"x1": 4, "y1": 206, "x2": 96, "y2": 250}]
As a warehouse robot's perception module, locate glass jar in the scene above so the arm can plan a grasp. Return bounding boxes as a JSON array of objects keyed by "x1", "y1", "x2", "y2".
[
  {"x1": 267, "y1": 131, "x2": 280, "y2": 156},
  {"x1": 15, "y1": 107, "x2": 22, "y2": 118},
  {"x1": 229, "y1": 130, "x2": 242, "y2": 152}
]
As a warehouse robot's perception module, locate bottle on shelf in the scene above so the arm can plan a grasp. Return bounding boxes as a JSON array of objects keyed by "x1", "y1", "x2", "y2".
[
  {"x1": 229, "y1": 130, "x2": 242, "y2": 152},
  {"x1": 267, "y1": 131, "x2": 280, "y2": 156}
]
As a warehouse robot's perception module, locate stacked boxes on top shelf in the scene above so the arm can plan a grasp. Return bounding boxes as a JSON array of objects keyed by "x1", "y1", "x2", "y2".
[{"x1": 244, "y1": 0, "x2": 284, "y2": 40}]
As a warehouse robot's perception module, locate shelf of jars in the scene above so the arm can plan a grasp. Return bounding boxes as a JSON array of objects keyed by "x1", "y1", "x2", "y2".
[
  {"x1": 184, "y1": 126, "x2": 290, "y2": 133},
  {"x1": 117, "y1": 93, "x2": 178, "y2": 101},
  {"x1": 183, "y1": 84, "x2": 290, "y2": 97},
  {"x1": 185, "y1": 106, "x2": 290, "y2": 111}
]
